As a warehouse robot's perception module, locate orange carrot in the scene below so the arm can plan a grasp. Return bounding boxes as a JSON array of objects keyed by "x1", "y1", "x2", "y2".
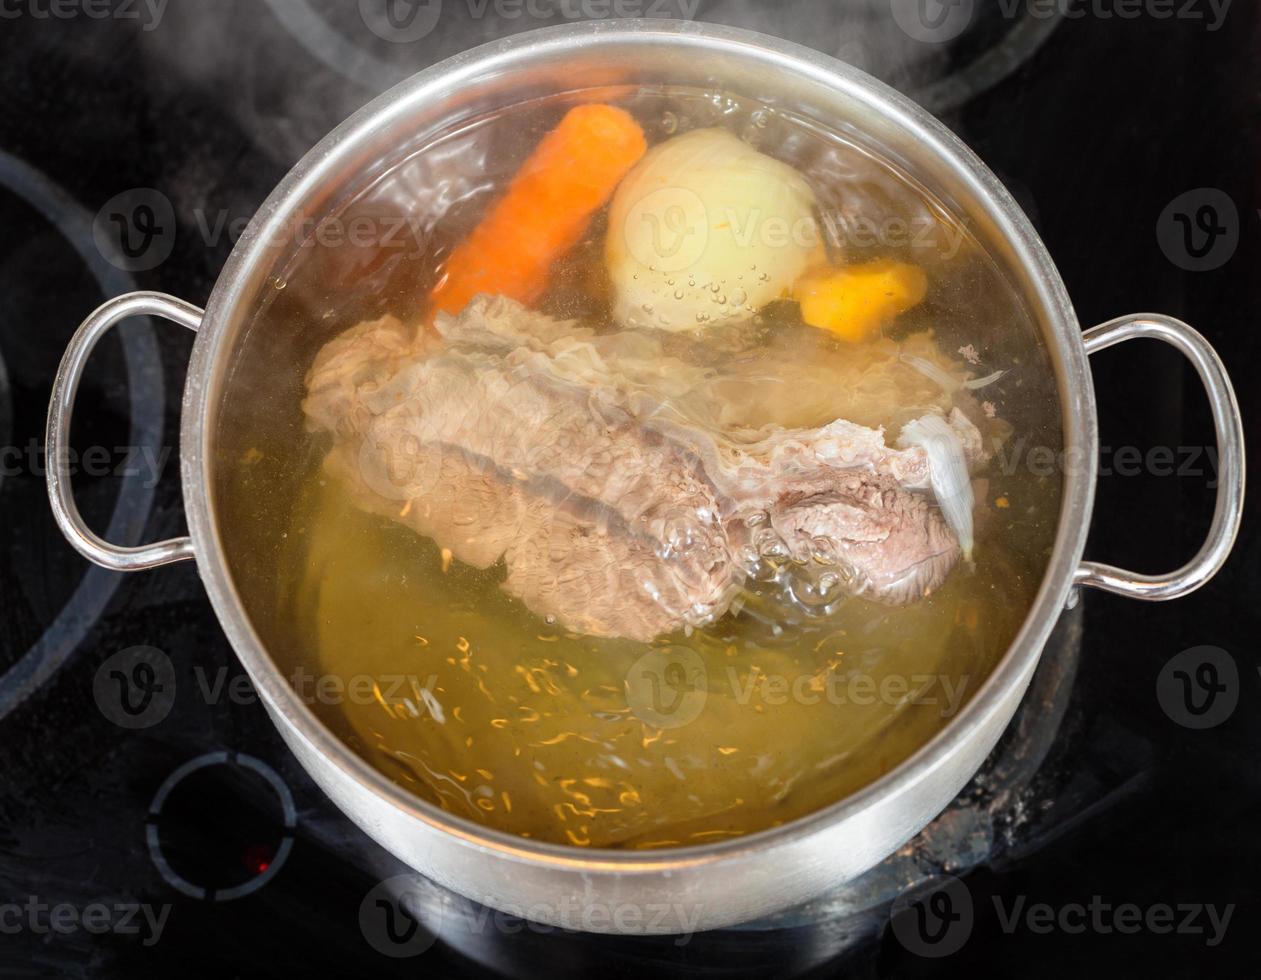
[{"x1": 427, "y1": 104, "x2": 647, "y2": 319}]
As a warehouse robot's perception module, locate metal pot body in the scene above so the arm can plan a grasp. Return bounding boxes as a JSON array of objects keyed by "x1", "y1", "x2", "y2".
[{"x1": 46, "y1": 21, "x2": 1243, "y2": 934}]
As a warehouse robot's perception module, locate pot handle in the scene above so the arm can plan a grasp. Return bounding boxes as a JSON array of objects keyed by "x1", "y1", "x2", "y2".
[
  {"x1": 47, "y1": 291, "x2": 202, "y2": 571},
  {"x1": 1077, "y1": 313, "x2": 1244, "y2": 600}
]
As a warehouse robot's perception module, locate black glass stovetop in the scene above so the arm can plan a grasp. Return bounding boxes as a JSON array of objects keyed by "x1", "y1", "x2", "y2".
[{"x1": 1, "y1": 3, "x2": 1258, "y2": 977}]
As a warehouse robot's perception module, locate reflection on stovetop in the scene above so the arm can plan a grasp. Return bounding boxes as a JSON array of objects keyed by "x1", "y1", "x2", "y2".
[{"x1": 0, "y1": 152, "x2": 165, "y2": 718}]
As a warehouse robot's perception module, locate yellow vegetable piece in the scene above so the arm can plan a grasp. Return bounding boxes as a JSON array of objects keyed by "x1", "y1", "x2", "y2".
[{"x1": 794, "y1": 259, "x2": 928, "y2": 341}]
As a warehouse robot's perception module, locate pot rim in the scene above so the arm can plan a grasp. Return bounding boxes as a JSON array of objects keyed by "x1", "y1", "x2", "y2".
[{"x1": 180, "y1": 19, "x2": 1096, "y2": 873}]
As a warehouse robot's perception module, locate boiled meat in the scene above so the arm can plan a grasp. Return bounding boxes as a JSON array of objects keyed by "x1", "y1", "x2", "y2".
[{"x1": 302, "y1": 296, "x2": 988, "y2": 641}]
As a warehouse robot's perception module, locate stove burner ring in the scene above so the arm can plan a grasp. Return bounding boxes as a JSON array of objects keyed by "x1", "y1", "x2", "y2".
[
  {"x1": 264, "y1": 0, "x2": 407, "y2": 94},
  {"x1": 0, "y1": 150, "x2": 165, "y2": 720},
  {"x1": 146, "y1": 751, "x2": 297, "y2": 902},
  {"x1": 0, "y1": 344, "x2": 11, "y2": 493},
  {"x1": 266, "y1": 3, "x2": 1065, "y2": 116},
  {"x1": 911, "y1": 10, "x2": 1065, "y2": 114}
]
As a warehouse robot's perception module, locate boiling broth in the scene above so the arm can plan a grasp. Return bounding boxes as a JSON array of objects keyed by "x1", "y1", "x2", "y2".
[{"x1": 214, "y1": 87, "x2": 1063, "y2": 848}]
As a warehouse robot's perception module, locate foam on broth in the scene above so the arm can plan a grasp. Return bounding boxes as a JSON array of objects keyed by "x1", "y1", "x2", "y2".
[{"x1": 213, "y1": 87, "x2": 1063, "y2": 848}]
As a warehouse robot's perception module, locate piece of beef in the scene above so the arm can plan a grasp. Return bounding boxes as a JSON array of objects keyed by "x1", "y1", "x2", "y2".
[{"x1": 302, "y1": 296, "x2": 986, "y2": 641}]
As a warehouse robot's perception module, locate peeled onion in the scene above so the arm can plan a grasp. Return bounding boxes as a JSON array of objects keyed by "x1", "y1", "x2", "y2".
[{"x1": 605, "y1": 128, "x2": 818, "y2": 332}]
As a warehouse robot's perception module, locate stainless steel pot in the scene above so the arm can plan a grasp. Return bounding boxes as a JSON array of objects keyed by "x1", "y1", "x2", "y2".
[{"x1": 46, "y1": 21, "x2": 1244, "y2": 934}]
